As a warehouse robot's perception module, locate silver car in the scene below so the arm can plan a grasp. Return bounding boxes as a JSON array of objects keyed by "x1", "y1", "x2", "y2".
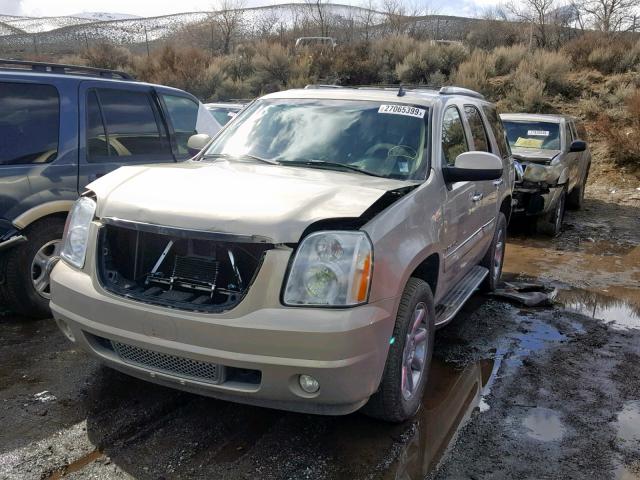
[
  {"x1": 501, "y1": 113, "x2": 591, "y2": 236},
  {"x1": 51, "y1": 86, "x2": 514, "y2": 422}
]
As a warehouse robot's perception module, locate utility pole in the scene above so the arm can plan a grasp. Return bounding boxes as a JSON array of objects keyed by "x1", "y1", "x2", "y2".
[
  {"x1": 84, "y1": 32, "x2": 89, "y2": 51},
  {"x1": 144, "y1": 26, "x2": 150, "y2": 57},
  {"x1": 33, "y1": 34, "x2": 38, "y2": 57}
]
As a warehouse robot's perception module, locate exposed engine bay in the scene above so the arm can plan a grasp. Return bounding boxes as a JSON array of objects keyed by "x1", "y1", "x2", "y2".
[{"x1": 97, "y1": 222, "x2": 272, "y2": 313}]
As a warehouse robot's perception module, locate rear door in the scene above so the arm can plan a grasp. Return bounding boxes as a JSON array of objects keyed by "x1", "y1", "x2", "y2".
[
  {"x1": 78, "y1": 81, "x2": 176, "y2": 190},
  {"x1": 0, "y1": 79, "x2": 77, "y2": 223}
]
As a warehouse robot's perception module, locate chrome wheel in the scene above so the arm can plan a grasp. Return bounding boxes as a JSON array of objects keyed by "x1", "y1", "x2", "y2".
[
  {"x1": 401, "y1": 302, "x2": 429, "y2": 400},
  {"x1": 31, "y1": 239, "x2": 62, "y2": 299}
]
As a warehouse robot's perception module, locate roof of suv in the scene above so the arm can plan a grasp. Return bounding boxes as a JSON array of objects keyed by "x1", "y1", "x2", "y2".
[
  {"x1": 262, "y1": 85, "x2": 490, "y2": 108},
  {"x1": 500, "y1": 113, "x2": 576, "y2": 123}
]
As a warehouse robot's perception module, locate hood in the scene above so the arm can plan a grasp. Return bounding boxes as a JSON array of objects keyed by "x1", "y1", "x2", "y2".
[
  {"x1": 511, "y1": 147, "x2": 562, "y2": 164},
  {"x1": 88, "y1": 160, "x2": 417, "y2": 243}
]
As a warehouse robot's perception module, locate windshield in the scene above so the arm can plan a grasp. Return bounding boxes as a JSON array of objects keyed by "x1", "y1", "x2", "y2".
[
  {"x1": 204, "y1": 99, "x2": 428, "y2": 180},
  {"x1": 503, "y1": 120, "x2": 561, "y2": 150},
  {"x1": 207, "y1": 106, "x2": 240, "y2": 126}
]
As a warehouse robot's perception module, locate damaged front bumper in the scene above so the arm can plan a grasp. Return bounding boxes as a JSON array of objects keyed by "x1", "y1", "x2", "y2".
[
  {"x1": 512, "y1": 162, "x2": 565, "y2": 216},
  {"x1": 50, "y1": 223, "x2": 397, "y2": 415}
]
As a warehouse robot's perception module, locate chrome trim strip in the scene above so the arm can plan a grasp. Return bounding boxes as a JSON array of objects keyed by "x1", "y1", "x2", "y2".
[
  {"x1": 0, "y1": 234, "x2": 27, "y2": 252},
  {"x1": 100, "y1": 217, "x2": 273, "y2": 244}
]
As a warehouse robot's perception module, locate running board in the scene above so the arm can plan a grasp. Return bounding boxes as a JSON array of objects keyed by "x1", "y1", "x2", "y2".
[{"x1": 435, "y1": 266, "x2": 489, "y2": 327}]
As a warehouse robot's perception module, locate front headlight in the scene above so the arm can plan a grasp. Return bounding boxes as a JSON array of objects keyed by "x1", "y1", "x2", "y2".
[
  {"x1": 283, "y1": 231, "x2": 373, "y2": 307},
  {"x1": 523, "y1": 163, "x2": 561, "y2": 183},
  {"x1": 60, "y1": 196, "x2": 96, "y2": 269}
]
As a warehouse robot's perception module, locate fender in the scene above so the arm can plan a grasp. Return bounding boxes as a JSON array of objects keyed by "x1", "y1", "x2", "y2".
[{"x1": 12, "y1": 200, "x2": 74, "y2": 230}]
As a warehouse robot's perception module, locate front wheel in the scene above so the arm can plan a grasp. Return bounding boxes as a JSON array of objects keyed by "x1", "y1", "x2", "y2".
[
  {"x1": 537, "y1": 187, "x2": 566, "y2": 237},
  {"x1": 0, "y1": 217, "x2": 65, "y2": 318},
  {"x1": 362, "y1": 277, "x2": 435, "y2": 423},
  {"x1": 480, "y1": 212, "x2": 507, "y2": 292}
]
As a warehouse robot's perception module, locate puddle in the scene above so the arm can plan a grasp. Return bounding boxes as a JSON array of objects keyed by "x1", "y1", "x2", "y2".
[
  {"x1": 554, "y1": 288, "x2": 640, "y2": 331},
  {"x1": 384, "y1": 358, "x2": 494, "y2": 479},
  {"x1": 522, "y1": 407, "x2": 565, "y2": 442},
  {"x1": 617, "y1": 401, "x2": 640, "y2": 444},
  {"x1": 504, "y1": 236, "x2": 640, "y2": 331}
]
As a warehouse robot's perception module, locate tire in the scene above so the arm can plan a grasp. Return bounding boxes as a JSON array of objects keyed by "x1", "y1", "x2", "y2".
[
  {"x1": 536, "y1": 187, "x2": 566, "y2": 237},
  {"x1": 567, "y1": 163, "x2": 590, "y2": 210},
  {"x1": 480, "y1": 212, "x2": 507, "y2": 292},
  {"x1": 362, "y1": 277, "x2": 435, "y2": 423},
  {"x1": 0, "y1": 217, "x2": 65, "y2": 318}
]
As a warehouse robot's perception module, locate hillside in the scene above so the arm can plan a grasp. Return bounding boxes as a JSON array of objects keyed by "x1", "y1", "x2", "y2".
[{"x1": 0, "y1": 4, "x2": 471, "y2": 55}]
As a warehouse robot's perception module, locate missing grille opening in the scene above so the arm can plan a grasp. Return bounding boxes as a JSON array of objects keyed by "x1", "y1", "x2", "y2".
[{"x1": 97, "y1": 222, "x2": 272, "y2": 313}]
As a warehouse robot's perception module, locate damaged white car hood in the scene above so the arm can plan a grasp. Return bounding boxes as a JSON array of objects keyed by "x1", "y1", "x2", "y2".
[
  {"x1": 88, "y1": 160, "x2": 416, "y2": 243},
  {"x1": 511, "y1": 147, "x2": 562, "y2": 163}
]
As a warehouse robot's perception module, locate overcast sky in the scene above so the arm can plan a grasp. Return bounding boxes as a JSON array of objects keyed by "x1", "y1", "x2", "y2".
[{"x1": 0, "y1": 0, "x2": 498, "y2": 18}]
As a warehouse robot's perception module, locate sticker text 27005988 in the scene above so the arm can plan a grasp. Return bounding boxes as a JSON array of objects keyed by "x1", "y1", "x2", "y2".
[{"x1": 378, "y1": 104, "x2": 426, "y2": 118}]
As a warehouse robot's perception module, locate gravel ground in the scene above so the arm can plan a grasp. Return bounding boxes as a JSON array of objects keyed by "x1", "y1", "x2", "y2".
[{"x1": 0, "y1": 185, "x2": 639, "y2": 480}]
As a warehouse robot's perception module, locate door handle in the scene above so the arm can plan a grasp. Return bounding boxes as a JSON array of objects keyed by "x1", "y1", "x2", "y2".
[
  {"x1": 493, "y1": 178, "x2": 504, "y2": 187},
  {"x1": 471, "y1": 192, "x2": 483, "y2": 202}
]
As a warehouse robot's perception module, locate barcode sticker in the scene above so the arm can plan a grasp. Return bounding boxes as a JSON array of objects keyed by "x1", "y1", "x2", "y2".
[
  {"x1": 528, "y1": 130, "x2": 550, "y2": 136},
  {"x1": 379, "y1": 104, "x2": 426, "y2": 118}
]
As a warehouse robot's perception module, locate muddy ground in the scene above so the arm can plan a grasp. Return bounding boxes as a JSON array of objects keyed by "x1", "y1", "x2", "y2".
[{"x1": 1, "y1": 180, "x2": 639, "y2": 480}]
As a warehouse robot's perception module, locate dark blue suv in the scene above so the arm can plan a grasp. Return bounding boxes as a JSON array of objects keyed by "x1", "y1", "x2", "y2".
[{"x1": 0, "y1": 59, "x2": 220, "y2": 318}]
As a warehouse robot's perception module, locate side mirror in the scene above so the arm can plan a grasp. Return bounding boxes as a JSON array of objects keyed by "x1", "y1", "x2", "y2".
[
  {"x1": 569, "y1": 140, "x2": 586, "y2": 153},
  {"x1": 442, "y1": 151, "x2": 503, "y2": 183},
  {"x1": 187, "y1": 133, "x2": 212, "y2": 156}
]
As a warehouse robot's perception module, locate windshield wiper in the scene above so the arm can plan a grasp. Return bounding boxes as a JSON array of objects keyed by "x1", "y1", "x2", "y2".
[
  {"x1": 202, "y1": 153, "x2": 279, "y2": 165},
  {"x1": 280, "y1": 159, "x2": 384, "y2": 177}
]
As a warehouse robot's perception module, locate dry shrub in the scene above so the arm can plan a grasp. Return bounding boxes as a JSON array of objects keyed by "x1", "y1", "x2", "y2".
[
  {"x1": 371, "y1": 35, "x2": 420, "y2": 82},
  {"x1": 491, "y1": 44, "x2": 527, "y2": 76},
  {"x1": 593, "y1": 90, "x2": 640, "y2": 167},
  {"x1": 334, "y1": 43, "x2": 381, "y2": 85},
  {"x1": 82, "y1": 43, "x2": 131, "y2": 71},
  {"x1": 250, "y1": 41, "x2": 293, "y2": 90},
  {"x1": 133, "y1": 46, "x2": 211, "y2": 98},
  {"x1": 500, "y1": 63, "x2": 547, "y2": 112},
  {"x1": 564, "y1": 33, "x2": 640, "y2": 74},
  {"x1": 527, "y1": 49, "x2": 571, "y2": 96},
  {"x1": 452, "y1": 50, "x2": 495, "y2": 95}
]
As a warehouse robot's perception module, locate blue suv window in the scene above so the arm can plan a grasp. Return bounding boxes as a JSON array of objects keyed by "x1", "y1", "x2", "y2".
[
  {"x1": 86, "y1": 88, "x2": 170, "y2": 162},
  {"x1": 0, "y1": 82, "x2": 59, "y2": 165}
]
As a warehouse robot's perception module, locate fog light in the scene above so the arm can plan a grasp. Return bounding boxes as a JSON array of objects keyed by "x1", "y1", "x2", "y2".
[{"x1": 299, "y1": 374, "x2": 320, "y2": 393}]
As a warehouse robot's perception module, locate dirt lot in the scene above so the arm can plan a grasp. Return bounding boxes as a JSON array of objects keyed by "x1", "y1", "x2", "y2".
[{"x1": 1, "y1": 178, "x2": 639, "y2": 480}]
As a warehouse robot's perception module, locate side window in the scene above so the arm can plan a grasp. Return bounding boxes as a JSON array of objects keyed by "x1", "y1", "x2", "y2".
[
  {"x1": 86, "y1": 88, "x2": 170, "y2": 163},
  {"x1": 0, "y1": 82, "x2": 59, "y2": 165},
  {"x1": 464, "y1": 105, "x2": 490, "y2": 152},
  {"x1": 441, "y1": 106, "x2": 469, "y2": 166},
  {"x1": 161, "y1": 94, "x2": 199, "y2": 157},
  {"x1": 482, "y1": 105, "x2": 510, "y2": 159}
]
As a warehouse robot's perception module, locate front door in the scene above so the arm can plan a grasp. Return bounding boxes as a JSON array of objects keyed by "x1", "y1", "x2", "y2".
[{"x1": 77, "y1": 81, "x2": 177, "y2": 192}]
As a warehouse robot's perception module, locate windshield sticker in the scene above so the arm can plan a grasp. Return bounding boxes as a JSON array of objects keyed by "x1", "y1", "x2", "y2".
[
  {"x1": 378, "y1": 104, "x2": 426, "y2": 118},
  {"x1": 527, "y1": 130, "x2": 550, "y2": 136},
  {"x1": 515, "y1": 137, "x2": 544, "y2": 148},
  {"x1": 398, "y1": 160, "x2": 409, "y2": 173}
]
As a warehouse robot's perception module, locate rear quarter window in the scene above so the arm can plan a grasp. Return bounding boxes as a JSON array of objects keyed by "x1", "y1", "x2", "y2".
[{"x1": 0, "y1": 82, "x2": 59, "y2": 165}]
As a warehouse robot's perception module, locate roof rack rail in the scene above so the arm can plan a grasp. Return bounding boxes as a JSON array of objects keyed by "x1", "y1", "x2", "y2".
[
  {"x1": 438, "y1": 86, "x2": 485, "y2": 100},
  {"x1": 0, "y1": 58, "x2": 134, "y2": 80},
  {"x1": 304, "y1": 84, "x2": 343, "y2": 89},
  {"x1": 303, "y1": 84, "x2": 486, "y2": 100}
]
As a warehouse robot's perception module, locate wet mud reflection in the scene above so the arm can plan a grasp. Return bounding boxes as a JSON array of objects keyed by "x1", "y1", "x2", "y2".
[{"x1": 385, "y1": 358, "x2": 494, "y2": 479}]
